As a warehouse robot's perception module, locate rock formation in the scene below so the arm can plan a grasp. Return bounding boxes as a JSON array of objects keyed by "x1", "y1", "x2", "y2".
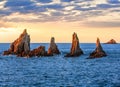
[
  {"x1": 28, "y1": 46, "x2": 47, "y2": 57},
  {"x1": 3, "y1": 29, "x2": 30, "y2": 57},
  {"x1": 89, "y1": 38, "x2": 107, "y2": 58},
  {"x1": 105, "y1": 39, "x2": 117, "y2": 44},
  {"x1": 65, "y1": 32, "x2": 83, "y2": 57},
  {"x1": 47, "y1": 37, "x2": 60, "y2": 56}
]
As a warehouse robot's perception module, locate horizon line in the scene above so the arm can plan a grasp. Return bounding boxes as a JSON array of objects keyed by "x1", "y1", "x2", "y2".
[{"x1": 0, "y1": 42, "x2": 95, "y2": 43}]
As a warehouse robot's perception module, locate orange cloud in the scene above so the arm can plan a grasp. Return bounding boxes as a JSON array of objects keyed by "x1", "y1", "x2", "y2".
[{"x1": 0, "y1": 21, "x2": 14, "y2": 28}]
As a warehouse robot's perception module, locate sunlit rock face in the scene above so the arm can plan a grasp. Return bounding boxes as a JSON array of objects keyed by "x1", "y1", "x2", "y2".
[
  {"x1": 28, "y1": 46, "x2": 47, "y2": 57},
  {"x1": 105, "y1": 39, "x2": 117, "y2": 44},
  {"x1": 3, "y1": 29, "x2": 30, "y2": 57},
  {"x1": 47, "y1": 37, "x2": 60, "y2": 56},
  {"x1": 89, "y1": 38, "x2": 107, "y2": 58},
  {"x1": 65, "y1": 32, "x2": 83, "y2": 57}
]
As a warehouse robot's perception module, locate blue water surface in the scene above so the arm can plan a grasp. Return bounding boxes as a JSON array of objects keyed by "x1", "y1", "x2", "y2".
[{"x1": 0, "y1": 43, "x2": 120, "y2": 87}]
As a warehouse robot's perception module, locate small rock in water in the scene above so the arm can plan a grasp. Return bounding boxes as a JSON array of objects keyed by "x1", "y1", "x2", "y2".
[
  {"x1": 28, "y1": 46, "x2": 47, "y2": 57},
  {"x1": 105, "y1": 39, "x2": 117, "y2": 44},
  {"x1": 89, "y1": 38, "x2": 107, "y2": 58},
  {"x1": 47, "y1": 37, "x2": 60, "y2": 56}
]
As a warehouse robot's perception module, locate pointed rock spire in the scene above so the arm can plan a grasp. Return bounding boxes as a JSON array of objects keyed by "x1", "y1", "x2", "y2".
[
  {"x1": 23, "y1": 29, "x2": 27, "y2": 33},
  {"x1": 47, "y1": 37, "x2": 60, "y2": 56},
  {"x1": 89, "y1": 38, "x2": 107, "y2": 58},
  {"x1": 96, "y1": 38, "x2": 103, "y2": 52},
  {"x1": 3, "y1": 29, "x2": 30, "y2": 57},
  {"x1": 65, "y1": 32, "x2": 83, "y2": 57}
]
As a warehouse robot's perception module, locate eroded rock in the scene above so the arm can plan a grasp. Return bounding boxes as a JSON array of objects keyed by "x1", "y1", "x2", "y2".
[
  {"x1": 89, "y1": 38, "x2": 107, "y2": 58},
  {"x1": 65, "y1": 32, "x2": 83, "y2": 57},
  {"x1": 3, "y1": 29, "x2": 30, "y2": 57},
  {"x1": 28, "y1": 46, "x2": 47, "y2": 57},
  {"x1": 47, "y1": 37, "x2": 60, "y2": 56}
]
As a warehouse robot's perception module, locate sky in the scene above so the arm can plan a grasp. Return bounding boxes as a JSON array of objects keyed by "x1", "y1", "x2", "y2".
[{"x1": 0, "y1": 0, "x2": 120, "y2": 43}]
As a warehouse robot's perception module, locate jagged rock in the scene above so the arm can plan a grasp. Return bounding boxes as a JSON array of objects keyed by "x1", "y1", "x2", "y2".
[
  {"x1": 105, "y1": 39, "x2": 117, "y2": 44},
  {"x1": 3, "y1": 29, "x2": 30, "y2": 57},
  {"x1": 28, "y1": 46, "x2": 47, "y2": 57},
  {"x1": 47, "y1": 37, "x2": 60, "y2": 56},
  {"x1": 65, "y1": 32, "x2": 83, "y2": 57},
  {"x1": 89, "y1": 38, "x2": 107, "y2": 58}
]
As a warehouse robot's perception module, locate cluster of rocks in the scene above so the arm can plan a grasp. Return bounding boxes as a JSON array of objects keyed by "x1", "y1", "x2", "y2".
[
  {"x1": 3, "y1": 29, "x2": 108, "y2": 59},
  {"x1": 3, "y1": 29, "x2": 60, "y2": 57}
]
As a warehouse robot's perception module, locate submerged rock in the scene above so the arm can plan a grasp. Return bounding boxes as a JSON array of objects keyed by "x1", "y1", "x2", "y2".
[
  {"x1": 47, "y1": 37, "x2": 60, "y2": 56},
  {"x1": 3, "y1": 29, "x2": 30, "y2": 57},
  {"x1": 105, "y1": 39, "x2": 117, "y2": 44},
  {"x1": 28, "y1": 46, "x2": 47, "y2": 57},
  {"x1": 89, "y1": 38, "x2": 107, "y2": 58},
  {"x1": 65, "y1": 32, "x2": 83, "y2": 57}
]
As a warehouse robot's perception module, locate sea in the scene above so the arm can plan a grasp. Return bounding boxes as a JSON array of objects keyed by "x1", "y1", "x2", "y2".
[{"x1": 0, "y1": 43, "x2": 120, "y2": 87}]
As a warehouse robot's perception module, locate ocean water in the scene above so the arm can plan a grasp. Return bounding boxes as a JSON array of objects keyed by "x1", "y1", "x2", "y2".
[{"x1": 0, "y1": 43, "x2": 120, "y2": 87}]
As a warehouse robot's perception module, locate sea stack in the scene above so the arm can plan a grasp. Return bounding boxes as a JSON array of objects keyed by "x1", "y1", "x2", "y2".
[
  {"x1": 28, "y1": 46, "x2": 47, "y2": 57},
  {"x1": 47, "y1": 37, "x2": 60, "y2": 56},
  {"x1": 106, "y1": 39, "x2": 117, "y2": 44},
  {"x1": 89, "y1": 38, "x2": 107, "y2": 58},
  {"x1": 3, "y1": 29, "x2": 30, "y2": 57},
  {"x1": 65, "y1": 32, "x2": 83, "y2": 57}
]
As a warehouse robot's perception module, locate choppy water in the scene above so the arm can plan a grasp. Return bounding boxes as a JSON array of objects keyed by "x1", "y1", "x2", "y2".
[{"x1": 0, "y1": 43, "x2": 120, "y2": 87}]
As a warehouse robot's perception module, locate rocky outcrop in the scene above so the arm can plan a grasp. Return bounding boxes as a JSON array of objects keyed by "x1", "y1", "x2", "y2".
[
  {"x1": 3, "y1": 29, "x2": 30, "y2": 57},
  {"x1": 28, "y1": 46, "x2": 47, "y2": 57},
  {"x1": 105, "y1": 39, "x2": 117, "y2": 44},
  {"x1": 65, "y1": 32, "x2": 83, "y2": 57},
  {"x1": 28, "y1": 37, "x2": 60, "y2": 57},
  {"x1": 47, "y1": 37, "x2": 60, "y2": 56},
  {"x1": 89, "y1": 38, "x2": 107, "y2": 58}
]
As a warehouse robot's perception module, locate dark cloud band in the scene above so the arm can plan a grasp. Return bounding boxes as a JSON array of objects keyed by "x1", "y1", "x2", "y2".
[{"x1": 0, "y1": 0, "x2": 120, "y2": 27}]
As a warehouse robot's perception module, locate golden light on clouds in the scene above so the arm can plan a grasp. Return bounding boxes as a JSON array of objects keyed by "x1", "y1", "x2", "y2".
[{"x1": 0, "y1": 0, "x2": 120, "y2": 43}]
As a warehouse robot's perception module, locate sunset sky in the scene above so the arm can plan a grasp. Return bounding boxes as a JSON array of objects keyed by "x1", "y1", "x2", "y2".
[{"x1": 0, "y1": 0, "x2": 120, "y2": 43}]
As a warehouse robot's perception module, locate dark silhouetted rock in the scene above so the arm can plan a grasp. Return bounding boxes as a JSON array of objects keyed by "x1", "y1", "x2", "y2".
[
  {"x1": 3, "y1": 29, "x2": 30, "y2": 57},
  {"x1": 89, "y1": 38, "x2": 107, "y2": 58},
  {"x1": 28, "y1": 46, "x2": 47, "y2": 57},
  {"x1": 65, "y1": 32, "x2": 83, "y2": 57},
  {"x1": 3, "y1": 51, "x2": 12, "y2": 55},
  {"x1": 105, "y1": 39, "x2": 117, "y2": 44},
  {"x1": 47, "y1": 37, "x2": 60, "y2": 56}
]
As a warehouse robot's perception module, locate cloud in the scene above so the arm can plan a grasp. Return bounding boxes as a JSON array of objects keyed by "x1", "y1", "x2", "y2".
[
  {"x1": 0, "y1": 28, "x2": 18, "y2": 33},
  {"x1": 44, "y1": 4, "x2": 63, "y2": 10},
  {"x1": 97, "y1": 4, "x2": 120, "y2": 9},
  {"x1": 107, "y1": 0, "x2": 120, "y2": 4},
  {"x1": 0, "y1": 21, "x2": 14, "y2": 28},
  {"x1": 36, "y1": 0, "x2": 52, "y2": 3},
  {"x1": 60, "y1": 0, "x2": 73, "y2": 2},
  {"x1": 4, "y1": 0, "x2": 33, "y2": 7},
  {"x1": 0, "y1": 0, "x2": 119, "y2": 27},
  {"x1": 84, "y1": 21, "x2": 120, "y2": 27}
]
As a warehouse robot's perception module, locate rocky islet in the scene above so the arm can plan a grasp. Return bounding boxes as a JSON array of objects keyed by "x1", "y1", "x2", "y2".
[
  {"x1": 3, "y1": 29, "x2": 30, "y2": 57},
  {"x1": 3, "y1": 29, "x2": 108, "y2": 58},
  {"x1": 89, "y1": 38, "x2": 107, "y2": 58},
  {"x1": 65, "y1": 32, "x2": 83, "y2": 57},
  {"x1": 105, "y1": 39, "x2": 117, "y2": 44}
]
